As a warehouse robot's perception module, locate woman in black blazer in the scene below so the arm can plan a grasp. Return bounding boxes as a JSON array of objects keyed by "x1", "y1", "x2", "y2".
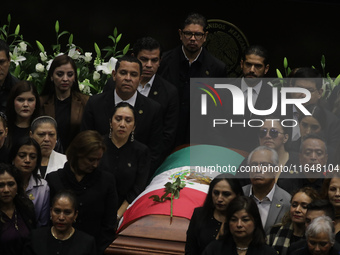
[{"x1": 46, "y1": 130, "x2": 118, "y2": 255}]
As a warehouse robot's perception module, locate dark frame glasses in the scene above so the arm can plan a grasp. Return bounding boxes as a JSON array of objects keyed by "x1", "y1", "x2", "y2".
[{"x1": 258, "y1": 128, "x2": 284, "y2": 138}]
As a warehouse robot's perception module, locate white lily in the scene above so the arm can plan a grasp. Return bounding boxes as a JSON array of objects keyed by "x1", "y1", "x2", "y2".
[
  {"x1": 10, "y1": 46, "x2": 26, "y2": 66},
  {"x1": 68, "y1": 45, "x2": 81, "y2": 60},
  {"x1": 96, "y1": 57, "x2": 117, "y2": 75},
  {"x1": 40, "y1": 52, "x2": 48, "y2": 62}
]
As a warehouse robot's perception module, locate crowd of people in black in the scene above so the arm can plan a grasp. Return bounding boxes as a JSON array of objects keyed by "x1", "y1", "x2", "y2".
[{"x1": 1, "y1": 11, "x2": 340, "y2": 255}]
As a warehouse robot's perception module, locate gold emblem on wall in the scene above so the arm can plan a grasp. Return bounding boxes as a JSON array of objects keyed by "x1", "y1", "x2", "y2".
[{"x1": 205, "y1": 19, "x2": 249, "y2": 77}]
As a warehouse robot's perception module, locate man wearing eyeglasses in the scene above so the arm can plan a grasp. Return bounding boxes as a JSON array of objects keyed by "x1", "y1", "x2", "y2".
[
  {"x1": 242, "y1": 146, "x2": 291, "y2": 234},
  {"x1": 157, "y1": 13, "x2": 227, "y2": 147}
]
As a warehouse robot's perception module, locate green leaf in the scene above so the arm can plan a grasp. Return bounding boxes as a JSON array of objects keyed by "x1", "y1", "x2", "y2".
[
  {"x1": 55, "y1": 20, "x2": 59, "y2": 34},
  {"x1": 321, "y1": 55, "x2": 326, "y2": 69},
  {"x1": 179, "y1": 182, "x2": 186, "y2": 189},
  {"x1": 149, "y1": 195, "x2": 160, "y2": 202},
  {"x1": 174, "y1": 190, "x2": 180, "y2": 199},
  {"x1": 36, "y1": 40, "x2": 45, "y2": 52},
  {"x1": 276, "y1": 69, "x2": 283, "y2": 79},
  {"x1": 68, "y1": 34, "x2": 73, "y2": 46},
  {"x1": 283, "y1": 57, "x2": 288, "y2": 69},
  {"x1": 13, "y1": 64, "x2": 21, "y2": 78},
  {"x1": 108, "y1": 35, "x2": 115, "y2": 44},
  {"x1": 57, "y1": 31, "x2": 69, "y2": 40},
  {"x1": 287, "y1": 67, "x2": 291, "y2": 76},
  {"x1": 94, "y1": 43, "x2": 101, "y2": 58},
  {"x1": 116, "y1": 34, "x2": 122, "y2": 44},
  {"x1": 14, "y1": 24, "x2": 20, "y2": 36},
  {"x1": 122, "y1": 44, "x2": 130, "y2": 55},
  {"x1": 113, "y1": 27, "x2": 118, "y2": 38},
  {"x1": 7, "y1": 14, "x2": 11, "y2": 23},
  {"x1": 334, "y1": 74, "x2": 340, "y2": 86}
]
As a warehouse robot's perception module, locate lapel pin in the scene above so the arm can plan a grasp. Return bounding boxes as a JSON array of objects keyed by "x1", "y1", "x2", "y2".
[
  {"x1": 206, "y1": 70, "x2": 210, "y2": 76},
  {"x1": 153, "y1": 91, "x2": 158, "y2": 96},
  {"x1": 127, "y1": 163, "x2": 131, "y2": 167},
  {"x1": 276, "y1": 204, "x2": 281, "y2": 208},
  {"x1": 139, "y1": 110, "x2": 143, "y2": 114}
]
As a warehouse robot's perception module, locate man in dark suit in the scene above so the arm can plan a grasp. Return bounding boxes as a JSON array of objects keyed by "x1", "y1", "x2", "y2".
[
  {"x1": 0, "y1": 39, "x2": 19, "y2": 113},
  {"x1": 157, "y1": 13, "x2": 227, "y2": 146},
  {"x1": 103, "y1": 37, "x2": 179, "y2": 158},
  {"x1": 242, "y1": 146, "x2": 291, "y2": 234},
  {"x1": 81, "y1": 55, "x2": 163, "y2": 174},
  {"x1": 224, "y1": 45, "x2": 278, "y2": 153}
]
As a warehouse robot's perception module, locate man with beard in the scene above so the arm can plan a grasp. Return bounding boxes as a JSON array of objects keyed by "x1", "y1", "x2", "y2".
[
  {"x1": 157, "y1": 13, "x2": 227, "y2": 146},
  {"x1": 224, "y1": 45, "x2": 278, "y2": 153},
  {"x1": 242, "y1": 146, "x2": 291, "y2": 234}
]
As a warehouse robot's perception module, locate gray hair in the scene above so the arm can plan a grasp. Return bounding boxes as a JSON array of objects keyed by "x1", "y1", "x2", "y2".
[
  {"x1": 31, "y1": 116, "x2": 58, "y2": 133},
  {"x1": 247, "y1": 145, "x2": 279, "y2": 165},
  {"x1": 306, "y1": 215, "x2": 335, "y2": 246}
]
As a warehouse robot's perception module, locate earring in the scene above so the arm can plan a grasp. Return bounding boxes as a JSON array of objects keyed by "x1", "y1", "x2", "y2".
[
  {"x1": 130, "y1": 131, "x2": 134, "y2": 142},
  {"x1": 109, "y1": 127, "x2": 112, "y2": 138}
]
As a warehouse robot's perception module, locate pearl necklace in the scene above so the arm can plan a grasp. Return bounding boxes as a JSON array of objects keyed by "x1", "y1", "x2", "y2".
[{"x1": 51, "y1": 226, "x2": 75, "y2": 241}]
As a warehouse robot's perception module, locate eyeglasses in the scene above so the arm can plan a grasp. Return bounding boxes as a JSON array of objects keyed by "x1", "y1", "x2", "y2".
[
  {"x1": 258, "y1": 128, "x2": 284, "y2": 139},
  {"x1": 181, "y1": 31, "x2": 205, "y2": 40}
]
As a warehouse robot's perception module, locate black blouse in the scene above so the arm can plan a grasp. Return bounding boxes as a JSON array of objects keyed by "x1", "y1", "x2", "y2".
[
  {"x1": 185, "y1": 207, "x2": 223, "y2": 255},
  {"x1": 46, "y1": 162, "x2": 118, "y2": 255},
  {"x1": 100, "y1": 136, "x2": 150, "y2": 205},
  {"x1": 23, "y1": 227, "x2": 97, "y2": 255}
]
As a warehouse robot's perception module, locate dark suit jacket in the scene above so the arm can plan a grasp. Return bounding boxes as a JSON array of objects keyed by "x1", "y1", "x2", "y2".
[
  {"x1": 158, "y1": 46, "x2": 227, "y2": 88},
  {"x1": 223, "y1": 80, "x2": 279, "y2": 153},
  {"x1": 81, "y1": 89, "x2": 163, "y2": 172},
  {"x1": 103, "y1": 75, "x2": 179, "y2": 157},
  {"x1": 157, "y1": 45, "x2": 227, "y2": 146},
  {"x1": 243, "y1": 184, "x2": 291, "y2": 234}
]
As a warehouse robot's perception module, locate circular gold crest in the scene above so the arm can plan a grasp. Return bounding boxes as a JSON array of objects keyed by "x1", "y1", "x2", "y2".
[{"x1": 205, "y1": 19, "x2": 249, "y2": 77}]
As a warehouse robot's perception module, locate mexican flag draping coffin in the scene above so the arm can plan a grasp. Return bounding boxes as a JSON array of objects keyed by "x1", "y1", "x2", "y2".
[{"x1": 118, "y1": 145, "x2": 245, "y2": 232}]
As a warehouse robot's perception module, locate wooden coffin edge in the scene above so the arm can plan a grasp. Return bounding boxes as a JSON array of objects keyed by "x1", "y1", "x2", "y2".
[{"x1": 105, "y1": 215, "x2": 190, "y2": 255}]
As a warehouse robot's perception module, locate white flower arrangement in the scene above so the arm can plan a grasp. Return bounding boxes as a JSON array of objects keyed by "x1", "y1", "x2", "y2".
[{"x1": 1, "y1": 14, "x2": 130, "y2": 95}]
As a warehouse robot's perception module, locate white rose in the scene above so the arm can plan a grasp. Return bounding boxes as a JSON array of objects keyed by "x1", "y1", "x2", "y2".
[
  {"x1": 93, "y1": 71, "x2": 100, "y2": 81},
  {"x1": 35, "y1": 63, "x2": 45, "y2": 73},
  {"x1": 84, "y1": 52, "x2": 92, "y2": 63},
  {"x1": 19, "y1": 42, "x2": 27, "y2": 53}
]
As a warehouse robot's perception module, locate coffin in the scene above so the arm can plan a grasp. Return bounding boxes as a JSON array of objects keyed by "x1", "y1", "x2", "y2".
[{"x1": 105, "y1": 145, "x2": 246, "y2": 255}]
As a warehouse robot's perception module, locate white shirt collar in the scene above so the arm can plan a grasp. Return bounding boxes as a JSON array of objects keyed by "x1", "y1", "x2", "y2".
[
  {"x1": 250, "y1": 183, "x2": 276, "y2": 202},
  {"x1": 114, "y1": 90, "x2": 137, "y2": 106},
  {"x1": 241, "y1": 77, "x2": 263, "y2": 95},
  {"x1": 138, "y1": 74, "x2": 156, "y2": 97},
  {"x1": 182, "y1": 45, "x2": 202, "y2": 65}
]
